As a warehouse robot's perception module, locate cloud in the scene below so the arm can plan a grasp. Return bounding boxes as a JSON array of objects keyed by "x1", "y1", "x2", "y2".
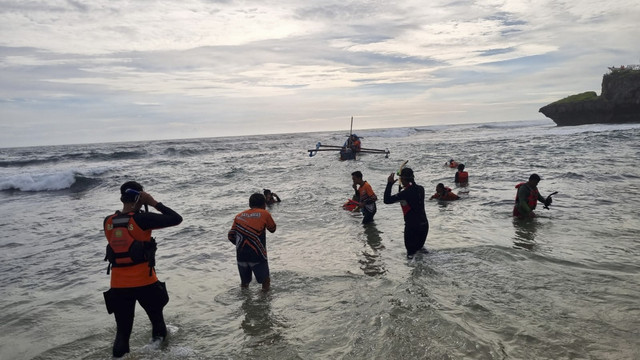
[{"x1": 0, "y1": 0, "x2": 639, "y2": 146}]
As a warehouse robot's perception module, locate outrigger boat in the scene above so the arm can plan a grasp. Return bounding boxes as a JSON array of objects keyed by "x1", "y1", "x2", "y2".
[
  {"x1": 307, "y1": 117, "x2": 390, "y2": 160},
  {"x1": 308, "y1": 141, "x2": 390, "y2": 160}
]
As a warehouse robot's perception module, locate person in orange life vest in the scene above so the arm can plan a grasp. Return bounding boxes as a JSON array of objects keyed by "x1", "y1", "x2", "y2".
[
  {"x1": 455, "y1": 164, "x2": 469, "y2": 185},
  {"x1": 263, "y1": 189, "x2": 281, "y2": 205},
  {"x1": 344, "y1": 134, "x2": 361, "y2": 152},
  {"x1": 351, "y1": 134, "x2": 361, "y2": 152},
  {"x1": 102, "y1": 181, "x2": 183, "y2": 358},
  {"x1": 351, "y1": 170, "x2": 378, "y2": 224},
  {"x1": 384, "y1": 167, "x2": 429, "y2": 259},
  {"x1": 228, "y1": 193, "x2": 277, "y2": 291},
  {"x1": 513, "y1": 173, "x2": 551, "y2": 218},
  {"x1": 430, "y1": 183, "x2": 460, "y2": 200}
]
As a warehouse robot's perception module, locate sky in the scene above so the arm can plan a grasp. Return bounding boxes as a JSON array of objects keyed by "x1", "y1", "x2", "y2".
[{"x1": 1, "y1": 0, "x2": 638, "y2": 147}]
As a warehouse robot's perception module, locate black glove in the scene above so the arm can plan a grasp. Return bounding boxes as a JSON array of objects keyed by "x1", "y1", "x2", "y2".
[{"x1": 544, "y1": 197, "x2": 552, "y2": 207}]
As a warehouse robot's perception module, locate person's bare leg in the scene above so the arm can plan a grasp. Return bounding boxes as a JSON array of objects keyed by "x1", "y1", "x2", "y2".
[{"x1": 261, "y1": 277, "x2": 270, "y2": 292}]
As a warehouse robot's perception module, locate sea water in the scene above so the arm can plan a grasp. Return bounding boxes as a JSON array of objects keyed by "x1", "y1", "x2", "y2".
[{"x1": 0, "y1": 120, "x2": 639, "y2": 359}]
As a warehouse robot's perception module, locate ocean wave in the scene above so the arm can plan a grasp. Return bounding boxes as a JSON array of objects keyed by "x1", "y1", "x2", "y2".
[
  {"x1": 0, "y1": 168, "x2": 107, "y2": 192},
  {"x1": 474, "y1": 119, "x2": 553, "y2": 130},
  {"x1": 355, "y1": 127, "x2": 419, "y2": 138},
  {"x1": 559, "y1": 172, "x2": 585, "y2": 179},
  {"x1": 355, "y1": 120, "x2": 555, "y2": 139},
  {"x1": 0, "y1": 149, "x2": 149, "y2": 168},
  {"x1": 87, "y1": 149, "x2": 149, "y2": 161},
  {"x1": 0, "y1": 157, "x2": 58, "y2": 168},
  {"x1": 163, "y1": 146, "x2": 212, "y2": 157},
  {"x1": 546, "y1": 123, "x2": 640, "y2": 136}
]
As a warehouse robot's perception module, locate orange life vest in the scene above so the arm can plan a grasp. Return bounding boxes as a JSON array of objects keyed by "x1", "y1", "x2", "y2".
[
  {"x1": 456, "y1": 171, "x2": 469, "y2": 183},
  {"x1": 104, "y1": 212, "x2": 156, "y2": 277},
  {"x1": 353, "y1": 139, "x2": 361, "y2": 152},
  {"x1": 514, "y1": 182, "x2": 539, "y2": 209},
  {"x1": 434, "y1": 187, "x2": 459, "y2": 200}
]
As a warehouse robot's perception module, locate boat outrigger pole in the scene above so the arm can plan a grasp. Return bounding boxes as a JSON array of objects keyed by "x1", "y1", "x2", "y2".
[
  {"x1": 349, "y1": 116, "x2": 353, "y2": 138},
  {"x1": 307, "y1": 142, "x2": 390, "y2": 158}
]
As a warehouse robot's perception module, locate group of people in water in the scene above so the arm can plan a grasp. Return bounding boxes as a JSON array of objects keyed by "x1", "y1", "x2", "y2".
[
  {"x1": 345, "y1": 160, "x2": 553, "y2": 260},
  {"x1": 427, "y1": 160, "x2": 468, "y2": 201},
  {"x1": 346, "y1": 163, "x2": 467, "y2": 260},
  {"x1": 101, "y1": 162, "x2": 552, "y2": 357}
]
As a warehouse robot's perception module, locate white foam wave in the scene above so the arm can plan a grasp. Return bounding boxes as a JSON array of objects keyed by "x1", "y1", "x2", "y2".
[
  {"x1": 80, "y1": 166, "x2": 111, "y2": 176},
  {"x1": 0, "y1": 170, "x2": 78, "y2": 191},
  {"x1": 0, "y1": 166, "x2": 112, "y2": 192}
]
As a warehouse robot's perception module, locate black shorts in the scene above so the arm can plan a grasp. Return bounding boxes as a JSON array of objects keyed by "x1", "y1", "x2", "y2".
[
  {"x1": 237, "y1": 261, "x2": 270, "y2": 284},
  {"x1": 103, "y1": 281, "x2": 169, "y2": 315}
]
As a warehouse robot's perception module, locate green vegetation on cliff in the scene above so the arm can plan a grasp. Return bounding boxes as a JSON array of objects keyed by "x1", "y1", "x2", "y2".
[
  {"x1": 605, "y1": 65, "x2": 640, "y2": 80},
  {"x1": 552, "y1": 91, "x2": 598, "y2": 104}
]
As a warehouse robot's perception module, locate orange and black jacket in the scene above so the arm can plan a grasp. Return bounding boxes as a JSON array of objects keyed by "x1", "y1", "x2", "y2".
[
  {"x1": 103, "y1": 203, "x2": 182, "y2": 288},
  {"x1": 228, "y1": 208, "x2": 276, "y2": 263}
]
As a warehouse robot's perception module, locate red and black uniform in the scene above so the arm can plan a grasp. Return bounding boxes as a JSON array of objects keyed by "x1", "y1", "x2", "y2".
[
  {"x1": 103, "y1": 203, "x2": 182, "y2": 358},
  {"x1": 384, "y1": 182, "x2": 429, "y2": 256}
]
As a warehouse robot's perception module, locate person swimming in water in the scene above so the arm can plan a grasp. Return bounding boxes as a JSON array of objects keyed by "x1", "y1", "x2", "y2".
[
  {"x1": 429, "y1": 183, "x2": 460, "y2": 200},
  {"x1": 263, "y1": 189, "x2": 281, "y2": 205}
]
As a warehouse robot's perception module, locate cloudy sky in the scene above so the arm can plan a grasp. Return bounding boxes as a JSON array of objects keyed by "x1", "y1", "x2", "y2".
[{"x1": 1, "y1": 0, "x2": 638, "y2": 147}]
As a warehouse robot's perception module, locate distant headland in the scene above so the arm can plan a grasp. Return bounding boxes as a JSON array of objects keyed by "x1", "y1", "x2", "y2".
[{"x1": 539, "y1": 65, "x2": 640, "y2": 126}]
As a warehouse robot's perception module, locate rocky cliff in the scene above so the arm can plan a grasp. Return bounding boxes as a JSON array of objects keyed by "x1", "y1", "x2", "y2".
[{"x1": 539, "y1": 67, "x2": 640, "y2": 126}]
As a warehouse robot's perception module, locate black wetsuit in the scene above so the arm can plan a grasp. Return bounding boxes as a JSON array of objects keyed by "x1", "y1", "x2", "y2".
[{"x1": 384, "y1": 182, "x2": 429, "y2": 256}]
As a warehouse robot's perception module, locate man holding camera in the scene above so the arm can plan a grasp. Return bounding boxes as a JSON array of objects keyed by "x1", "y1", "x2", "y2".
[
  {"x1": 513, "y1": 174, "x2": 552, "y2": 218},
  {"x1": 102, "y1": 181, "x2": 182, "y2": 358}
]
